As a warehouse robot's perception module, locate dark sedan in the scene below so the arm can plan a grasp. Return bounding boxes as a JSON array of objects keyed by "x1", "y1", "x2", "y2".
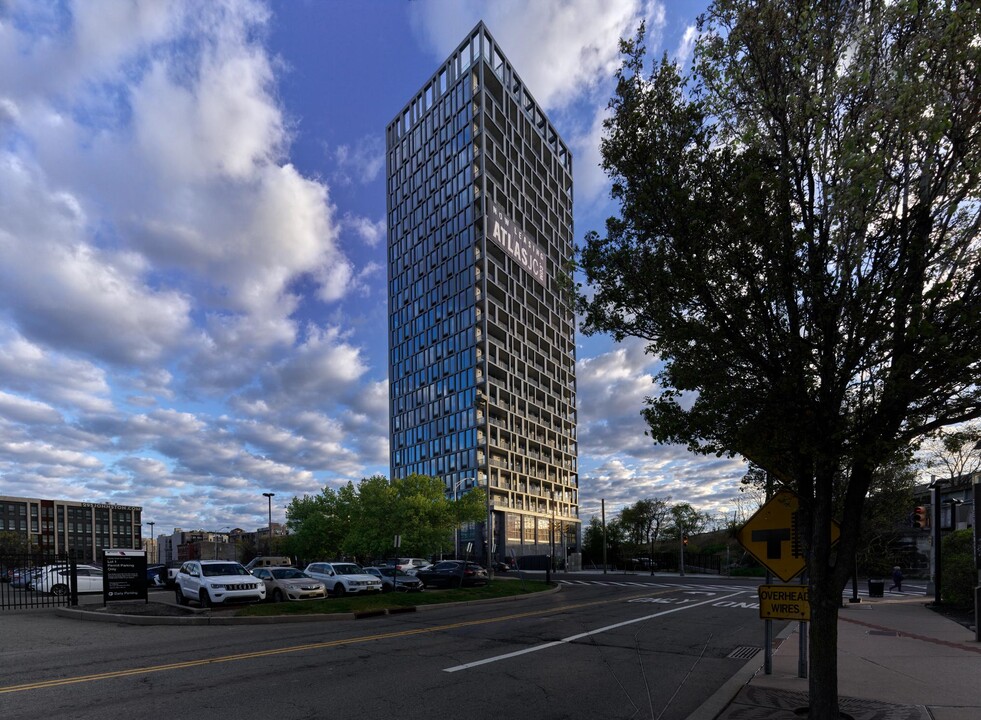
[
  {"x1": 415, "y1": 561, "x2": 488, "y2": 588},
  {"x1": 364, "y1": 566, "x2": 424, "y2": 592}
]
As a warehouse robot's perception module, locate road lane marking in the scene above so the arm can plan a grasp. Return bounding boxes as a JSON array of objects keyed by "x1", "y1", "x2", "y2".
[
  {"x1": 0, "y1": 590, "x2": 676, "y2": 695},
  {"x1": 442, "y1": 590, "x2": 750, "y2": 673}
]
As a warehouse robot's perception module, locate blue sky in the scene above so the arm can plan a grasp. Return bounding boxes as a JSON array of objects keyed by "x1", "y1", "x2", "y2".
[{"x1": 0, "y1": 0, "x2": 749, "y2": 535}]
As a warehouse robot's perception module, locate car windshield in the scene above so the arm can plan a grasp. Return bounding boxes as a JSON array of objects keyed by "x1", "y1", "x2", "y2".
[
  {"x1": 271, "y1": 568, "x2": 306, "y2": 579},
  {"x1": 202, "y1": 563, "x2": 248, "y2": 577},
  {"x1": 381, "y1": 568, "x2": 411, "y2": 577},
  {"x1": 332, "y1": 564, "x2": 363, "y2": 575}
]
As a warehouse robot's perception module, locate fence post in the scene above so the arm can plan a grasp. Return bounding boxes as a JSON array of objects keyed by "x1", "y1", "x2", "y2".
[{"x1": 69, "y1": 549, "x2": 78, "y2": 607}]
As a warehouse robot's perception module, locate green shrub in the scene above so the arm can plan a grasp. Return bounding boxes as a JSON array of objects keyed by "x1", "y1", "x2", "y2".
[{"x1": 941, "y1": 529, "x2": 977, "y2": 610}]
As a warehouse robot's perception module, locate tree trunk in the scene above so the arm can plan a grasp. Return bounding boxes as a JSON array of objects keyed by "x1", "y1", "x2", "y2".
[{"x1": 808, "y1": 576, "x2": 841, "y2": 718}]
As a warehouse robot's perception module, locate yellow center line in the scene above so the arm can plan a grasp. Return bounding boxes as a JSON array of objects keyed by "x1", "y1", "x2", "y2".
[{"x1": 1, "y1": 587, "x2": 677, "y2": 694}]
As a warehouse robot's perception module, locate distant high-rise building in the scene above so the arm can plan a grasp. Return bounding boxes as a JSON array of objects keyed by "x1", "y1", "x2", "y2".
[{"x1": 387, "y1": 23, "x2": 578, "y2": 565}]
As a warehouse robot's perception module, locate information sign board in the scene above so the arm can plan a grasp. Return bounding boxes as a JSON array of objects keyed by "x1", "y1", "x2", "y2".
[
  {"x1": 103, "y1": 549, "x2": 148, "y2": 603},
  {"x1": 758, "y1": 584, "x2": 809, "y2": 621}
]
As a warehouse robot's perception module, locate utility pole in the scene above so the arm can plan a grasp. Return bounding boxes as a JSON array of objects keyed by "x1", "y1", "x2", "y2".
[
  {"x1": 148, "y1": 520, "x2": 155, "y2": 563},
  {"x1": 262, "y1": 492, "x2": 275, "y2": 555},
  {"x1": 601, "y1": 499, "x2": 607, "y2": 575}
]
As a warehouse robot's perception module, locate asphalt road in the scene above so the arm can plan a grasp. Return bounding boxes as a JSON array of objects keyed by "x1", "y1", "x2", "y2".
[{"x1": 0, "y1": 575, "x2": 767, "y2": 720}]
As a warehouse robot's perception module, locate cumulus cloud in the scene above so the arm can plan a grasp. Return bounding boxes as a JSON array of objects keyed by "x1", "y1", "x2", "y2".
[
  {"x1": 409, "y1": 0, "x2": 657, "y2": 110},
  {"x1": 330, "y1": 134, "x2": 385, "y2": 185},
  {"x1": 0, "y1": 0, "x2": 383, "y2": 531},
  {"x1": 575, "y1": 339, "x2": 747, "y2": 519}
]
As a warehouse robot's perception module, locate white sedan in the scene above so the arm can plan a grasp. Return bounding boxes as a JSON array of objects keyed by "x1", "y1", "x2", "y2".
[
  {"x1": 32, "y1": 565, "x2": 103, "y2": 595},
  {"x1": 303, "y1": 562, "x2": 383, "y2": 597},
  {"x1": 251, "y1": 567, "x2": 327, "y2": 602}
]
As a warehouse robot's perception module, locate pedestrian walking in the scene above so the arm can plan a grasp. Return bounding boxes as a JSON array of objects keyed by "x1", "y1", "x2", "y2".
[{"x1": 889, "y1": 565, "x2": 903, "y2": 592}]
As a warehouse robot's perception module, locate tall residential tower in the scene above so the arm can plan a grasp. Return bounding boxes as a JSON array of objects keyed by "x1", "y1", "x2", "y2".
[{"x1": 387, "y1": 23, "x2": 578, "y2": 565}]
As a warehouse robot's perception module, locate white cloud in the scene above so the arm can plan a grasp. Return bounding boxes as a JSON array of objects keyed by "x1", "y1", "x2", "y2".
[
  {"x1": 0, "y1": 391, "x2": 62, "y2": 424},
  {"x1": 409, "y1": 0, "x2": 659, "y2": 111},
  {"x1": 331, "y1": 134, "x2": 385, "y2": 185},
  {"x1": 343, "y1": 213, "x2": 386, "y2": 248},
  {"x1": 675, "y1": 24, "x2": 697, "y2": 67}
]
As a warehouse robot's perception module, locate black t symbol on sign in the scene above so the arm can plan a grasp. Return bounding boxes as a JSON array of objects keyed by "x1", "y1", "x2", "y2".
[{"x1": 751, "y1": 528, "x2": 792, "y2": 559}]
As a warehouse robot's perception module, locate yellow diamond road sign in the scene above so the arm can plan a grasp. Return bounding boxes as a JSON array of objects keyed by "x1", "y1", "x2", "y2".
[{"x1": 737, "y1": 489, "x2": 840, "y2": 583}]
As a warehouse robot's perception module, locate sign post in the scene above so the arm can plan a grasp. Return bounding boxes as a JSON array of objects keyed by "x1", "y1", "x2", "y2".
[{"x1": 739, "y1": 489, "x2": 840, "y2": 679}]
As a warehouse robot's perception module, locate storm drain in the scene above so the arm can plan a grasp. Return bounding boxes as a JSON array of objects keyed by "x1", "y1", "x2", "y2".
[{"x1": 727, "y1": 646, "x2": 762, "y2": 660}]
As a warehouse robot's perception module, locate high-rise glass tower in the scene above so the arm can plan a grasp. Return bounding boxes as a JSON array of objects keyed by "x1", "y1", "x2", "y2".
[{"x1": 386, "y1": 23, "x2": 578, "y2": 565}]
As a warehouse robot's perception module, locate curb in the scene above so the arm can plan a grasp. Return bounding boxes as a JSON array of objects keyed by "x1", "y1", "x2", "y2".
[
  {"x1": 54, "y1": 582, "x2": 562, "y2": 626},
  {"x1": 686, "y1": 620, "x2": 796, "y2": 720}
]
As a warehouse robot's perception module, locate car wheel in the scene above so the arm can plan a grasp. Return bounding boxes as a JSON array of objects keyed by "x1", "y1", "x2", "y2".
[
  {"x1": 51, "y1": 583, "x2": 69, "y2": 596},
  {"x1": 199, "y1": 589, "x2": 212, "y2": 608},
  {"x1": 333, "y1": 584, "x2": 346, "y2": 598},
  {"x1": 175, "y1": 587, "x2": 188, "y2": 606},
  {"x1": 272, "y1": 588, "x2": 284, "y2": 602}
]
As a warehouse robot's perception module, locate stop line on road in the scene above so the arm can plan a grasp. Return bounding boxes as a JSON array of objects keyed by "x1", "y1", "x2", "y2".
[
  {"x1": 560, "y1": 578, "x2": 928, "y2": 601},
  {"x1": 558, "y1": 579, "x2": 760, "y2": 593}
]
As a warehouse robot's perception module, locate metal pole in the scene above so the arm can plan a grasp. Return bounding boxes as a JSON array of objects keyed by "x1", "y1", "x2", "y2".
[
  {"x1": 263, "y1": 492, "x2": 275, "y2": 555},
  {"x1": 932, "y1": 483, "x2": 941, "y2": 604},
  {"x1": 798, "y1": 573, "x2": 808, "y2": 678},
  {"x1": 764, "y1": 472, "x2": 774, "y2": 675},
  {"x1": 601, "y1": 499, "x2": 607, "y2": 575},
  {"x1": 974, "y1": 481, "x2": 980, "y2": 643},
  {"x1": 148, "y1": 521, "x2": 155, "y2": 564},
  {"x1": 679, "y1": 533, "x2": 685, "y2": 577}
]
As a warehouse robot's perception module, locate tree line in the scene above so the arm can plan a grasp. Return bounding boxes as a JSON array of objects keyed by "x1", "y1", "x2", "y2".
[{"x1": 277, "y1": 474, "x2": 486, "y2": 564}]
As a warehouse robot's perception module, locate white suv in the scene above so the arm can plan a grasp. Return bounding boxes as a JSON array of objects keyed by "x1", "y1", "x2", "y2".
[
  {"x1": 303, "y1": 562, "x2": 382, "y2": 597},
  {"x1": 175, "y1": 560, "x2": 265, "y2": 607},
  {"x1": 395, "y1": 558, "x2": 432, "y2": 574}
]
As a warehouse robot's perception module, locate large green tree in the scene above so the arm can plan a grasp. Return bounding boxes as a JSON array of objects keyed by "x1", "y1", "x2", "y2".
[
  {"x1": 619, "y1": 496, "x2": 671, "y2": 553},
  {"x1": 579, "y1": 1, "x2": 981, "y2": 715},
  {"x1": 285, "y1": 475, "x2": 486, "y2": 562}
]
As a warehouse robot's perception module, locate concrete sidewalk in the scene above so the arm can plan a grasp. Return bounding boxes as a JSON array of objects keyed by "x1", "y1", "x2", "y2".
[{"x1": 694, "y1": 594, "x2": 981, "y2": 719}]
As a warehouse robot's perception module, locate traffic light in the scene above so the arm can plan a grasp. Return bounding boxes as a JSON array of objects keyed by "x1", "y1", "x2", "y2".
[
  {"x1": 913, "y1": 506, "x2": 926, "y2": 529},
  {"x1": 682, "y1": 535, "x2": 688, "y2": 546}
]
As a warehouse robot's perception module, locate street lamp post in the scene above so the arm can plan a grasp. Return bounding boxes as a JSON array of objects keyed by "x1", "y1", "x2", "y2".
[
  {"x1": 216, "y1": 526, "x2": 230, "y2": 560},
  {"x1": 262, "y1": 492, "x2": 275, "y2": 555},
  {"x1": 148, "y1": 521, "x2": 155, "y2": 563}
]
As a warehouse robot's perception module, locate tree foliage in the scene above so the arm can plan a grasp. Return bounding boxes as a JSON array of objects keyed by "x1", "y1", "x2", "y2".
[
  {"x1": 921, "y1": 421, "x2": 981, "y2": 482},
  {"x1": 283, "y1": 474, "x2": 486, "y2": 562},
  {"x1": 619, "y1": 496, "x2": 671, "y2": 547},
  {"x1": 579, "y1": 1, "x2": 981, "y2": 715}
]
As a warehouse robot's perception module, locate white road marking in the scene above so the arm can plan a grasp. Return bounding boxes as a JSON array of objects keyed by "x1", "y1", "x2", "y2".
[{"x1": 442, "y1": 590, "x2": 749, "y2": 673}]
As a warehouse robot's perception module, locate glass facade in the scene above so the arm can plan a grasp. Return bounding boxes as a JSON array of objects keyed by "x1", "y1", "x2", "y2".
[{"x1": 387, "y1": 23, "x2": 579, "y2": 563}]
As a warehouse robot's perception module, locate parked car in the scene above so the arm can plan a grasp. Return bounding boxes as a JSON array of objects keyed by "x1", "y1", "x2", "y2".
[
  {"x1": 12, "y1": 567, "x2": 44, "y2": 589},
  {"x1": 244, "y1": 556, "x2": 292, "y2": 571},
  {"x1": 175, "y1": 560, "x2": 266, "y2": 607},
  {"x1": 251, "y1": 567, "x2": 327, "y2": 602},
  {"x1": 31, "y1": 564, "x2": 103, "y2": 595},
  {"x1": 147, "y1": 564, "x2": 167, "y2": 586},
  {"x1": 303, "y1": 562, "x2": 383, "y2": 597},
  {"x1": 364, "y1": 566, "x2": 424, "y2": 592},
  {"x1": 394, "y1": 557, "x2": 432, "y2": 574},
  {"x1": 416, "y1": 561, "x2": 488, "y2": 588}
]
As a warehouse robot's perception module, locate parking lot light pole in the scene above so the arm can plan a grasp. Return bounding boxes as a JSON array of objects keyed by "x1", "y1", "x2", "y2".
[
  {"x1": 263, "y1": 493, "x2": 275, "y2": 555},
  {"x1": 148, "y1": 521, "x2": 155, "y2": 563}
]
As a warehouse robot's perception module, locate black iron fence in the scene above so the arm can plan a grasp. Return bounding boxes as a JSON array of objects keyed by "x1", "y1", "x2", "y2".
[
  {"x1": 581, "y1": 550, "x2": 725, "y2": 575},
  {"x1": 0, "y1": 551, "x2": 77, "y2": 610}
]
